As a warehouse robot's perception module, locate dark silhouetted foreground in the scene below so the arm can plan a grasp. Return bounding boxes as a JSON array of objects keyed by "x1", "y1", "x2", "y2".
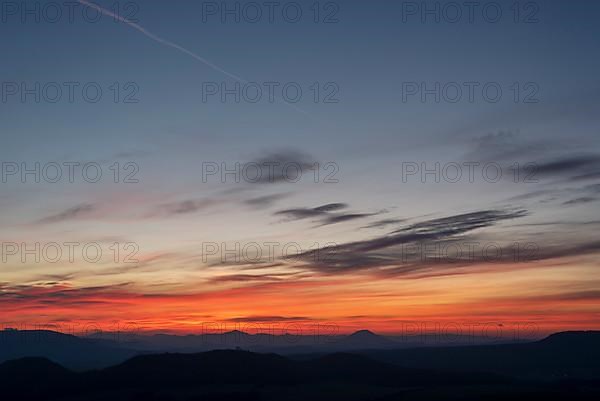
[{"x1": 1, "y1": 331, "x2": 600, "y2": 400}]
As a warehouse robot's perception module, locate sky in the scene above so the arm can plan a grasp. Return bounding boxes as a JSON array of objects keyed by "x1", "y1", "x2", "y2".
[{"x1": 1, "y1": 0, "x2": 599, "y2": 337}]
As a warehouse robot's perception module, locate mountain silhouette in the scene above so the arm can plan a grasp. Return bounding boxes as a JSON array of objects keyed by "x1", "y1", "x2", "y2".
[
  {"x1": 2, "y1": 331, "x2": 600, "y2": 400},
  {"x1": 539, "y1": 331, "x2": 600, "y2": 347},
  {"x1": 0, "y1": 357, "x2": 75, "y2": 399},
  {"x1": 362, "y1": 330, "x2": 600, "y2": 379},
  {"x1": 0, "y1": 350, "x2": 508, "y2": 401},
  {"x1": 0, "y1": 357, "x2": 73, "y2": 383},
  {"x1": 326, "y1": 329, "x2": 399, "y2": 351},
  {"x1": 0, "y1": 330, "x2": 138, "y2": 370},
  {"x1": 124, "y1": 328, "x2": 426, "y2": 355}
]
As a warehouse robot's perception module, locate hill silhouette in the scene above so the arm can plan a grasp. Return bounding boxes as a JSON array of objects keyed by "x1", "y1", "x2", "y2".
[
  {"x1": 338, "y1": 330, "x2": 398, "y2": 349},
  {"x1": 0, "y1": 329, "x2": 138, "y2": 370},
  {"x1": 1, "y1": 350, "x2": 509, "y2": 400},
  {"x1": 2, "y1": 331, "x2": 600, "y2": 400},
  {"x1": 0, "y1": 328, "x2": 480, "y2": 369},
  {"x1": 539, "y1": 331, "x2": 600, "y2": 347},
  {"x1": 126, "y1": 328, "x2": 409, "y2": 353},
  {"x1": 361, "y1": 331, "x2": 600, "y2": 379}
]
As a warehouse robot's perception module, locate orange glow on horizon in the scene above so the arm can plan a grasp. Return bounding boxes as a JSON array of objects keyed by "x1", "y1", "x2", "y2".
[{"x1": 2, "y1": 262, "x2": 599, "y2": 337}]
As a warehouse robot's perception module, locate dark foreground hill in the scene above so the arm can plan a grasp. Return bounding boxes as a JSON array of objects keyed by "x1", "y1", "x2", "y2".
[
  {"x1": 0, "y1": 358, "x2": 595, "y2": 401},
  {"x1": 361, "y1": 331, "x2": 600, "y2": 380},
  {"x1": 0, "y1": 330, "x2": 138, "y2": 370},
  {"x1": 1, "y1": 350, "x2": 513, "y2": 400},
  {"x1": 0, "y1": 328, "x2": 506, "y2": 370},
  {"x1": 1, "y1": 331, "x2": 600, "y2": 400}
]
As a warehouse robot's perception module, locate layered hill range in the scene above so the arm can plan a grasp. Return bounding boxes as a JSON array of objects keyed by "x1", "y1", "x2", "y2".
[
  {"x1": 1, "y1": 331, "x2": 600, "y2": 401},
  {"x1": 0, "y1": 328, "x2": 527, "y2": 370}
]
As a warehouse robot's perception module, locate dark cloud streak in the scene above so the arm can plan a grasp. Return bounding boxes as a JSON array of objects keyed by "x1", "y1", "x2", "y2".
[{"x1": 36, "y1": 204, "x2": 95, "y2": 225}]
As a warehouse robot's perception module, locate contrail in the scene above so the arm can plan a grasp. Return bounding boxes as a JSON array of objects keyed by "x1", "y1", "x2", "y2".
[
  {"x1": 77, "y1": 0, "x2": 310, "y2": 115},
  {"x1": 77, "y1": 0, "x2": 244, "y2": 82}
]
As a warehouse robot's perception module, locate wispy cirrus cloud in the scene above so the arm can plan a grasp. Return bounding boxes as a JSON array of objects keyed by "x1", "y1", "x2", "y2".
[
  {"x1": 292, "y1": 209, "x2": 530, "y2": 274},
  {"x1": 535, "y1": 155, "x2": 600, "y2": 180},
  {"x1": 36, "y1": 204, "x2": 96, "y2": 225},
  {"x1": 158, "y1": 199, "x2": 219, "y2": 216},
  {"x1": 243, "y1": 150, "x2": 318, "y2": 184},
  {"x1": 563, "y1": 197, "x2": 598, "y2": 206},
  {"x1": 244, "y1": 193, "x2": 290, "y2": 209},
  {"x1": 275, "y1": 203, "x2": 379, "y2": 226},
  {"x1": 466, "y1": 132, "x2": 600, "y2": 182},
  {"x1": 148, "y1": 191, "x2": 290, "y2": 218},
  {"x1": 362, "y1": 218, "x2": 406, "y2": 229},
  {"x1": 319, "y1": 213, "x2": 375, "y2": 226},
  {"x1": 467, "y1": 133, "x2": 600, "y2": 207},
  {"x1": 275, "y1": 203, "x2": 348, "y2": 221},
  {"x1": 391, "y1": 210, "x2": 529, "y2": 236}
]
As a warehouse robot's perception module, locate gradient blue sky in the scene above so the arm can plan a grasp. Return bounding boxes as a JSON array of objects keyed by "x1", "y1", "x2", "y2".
[{"x1": 1, "y1": 0, "x2": 599, "y2": 333}]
